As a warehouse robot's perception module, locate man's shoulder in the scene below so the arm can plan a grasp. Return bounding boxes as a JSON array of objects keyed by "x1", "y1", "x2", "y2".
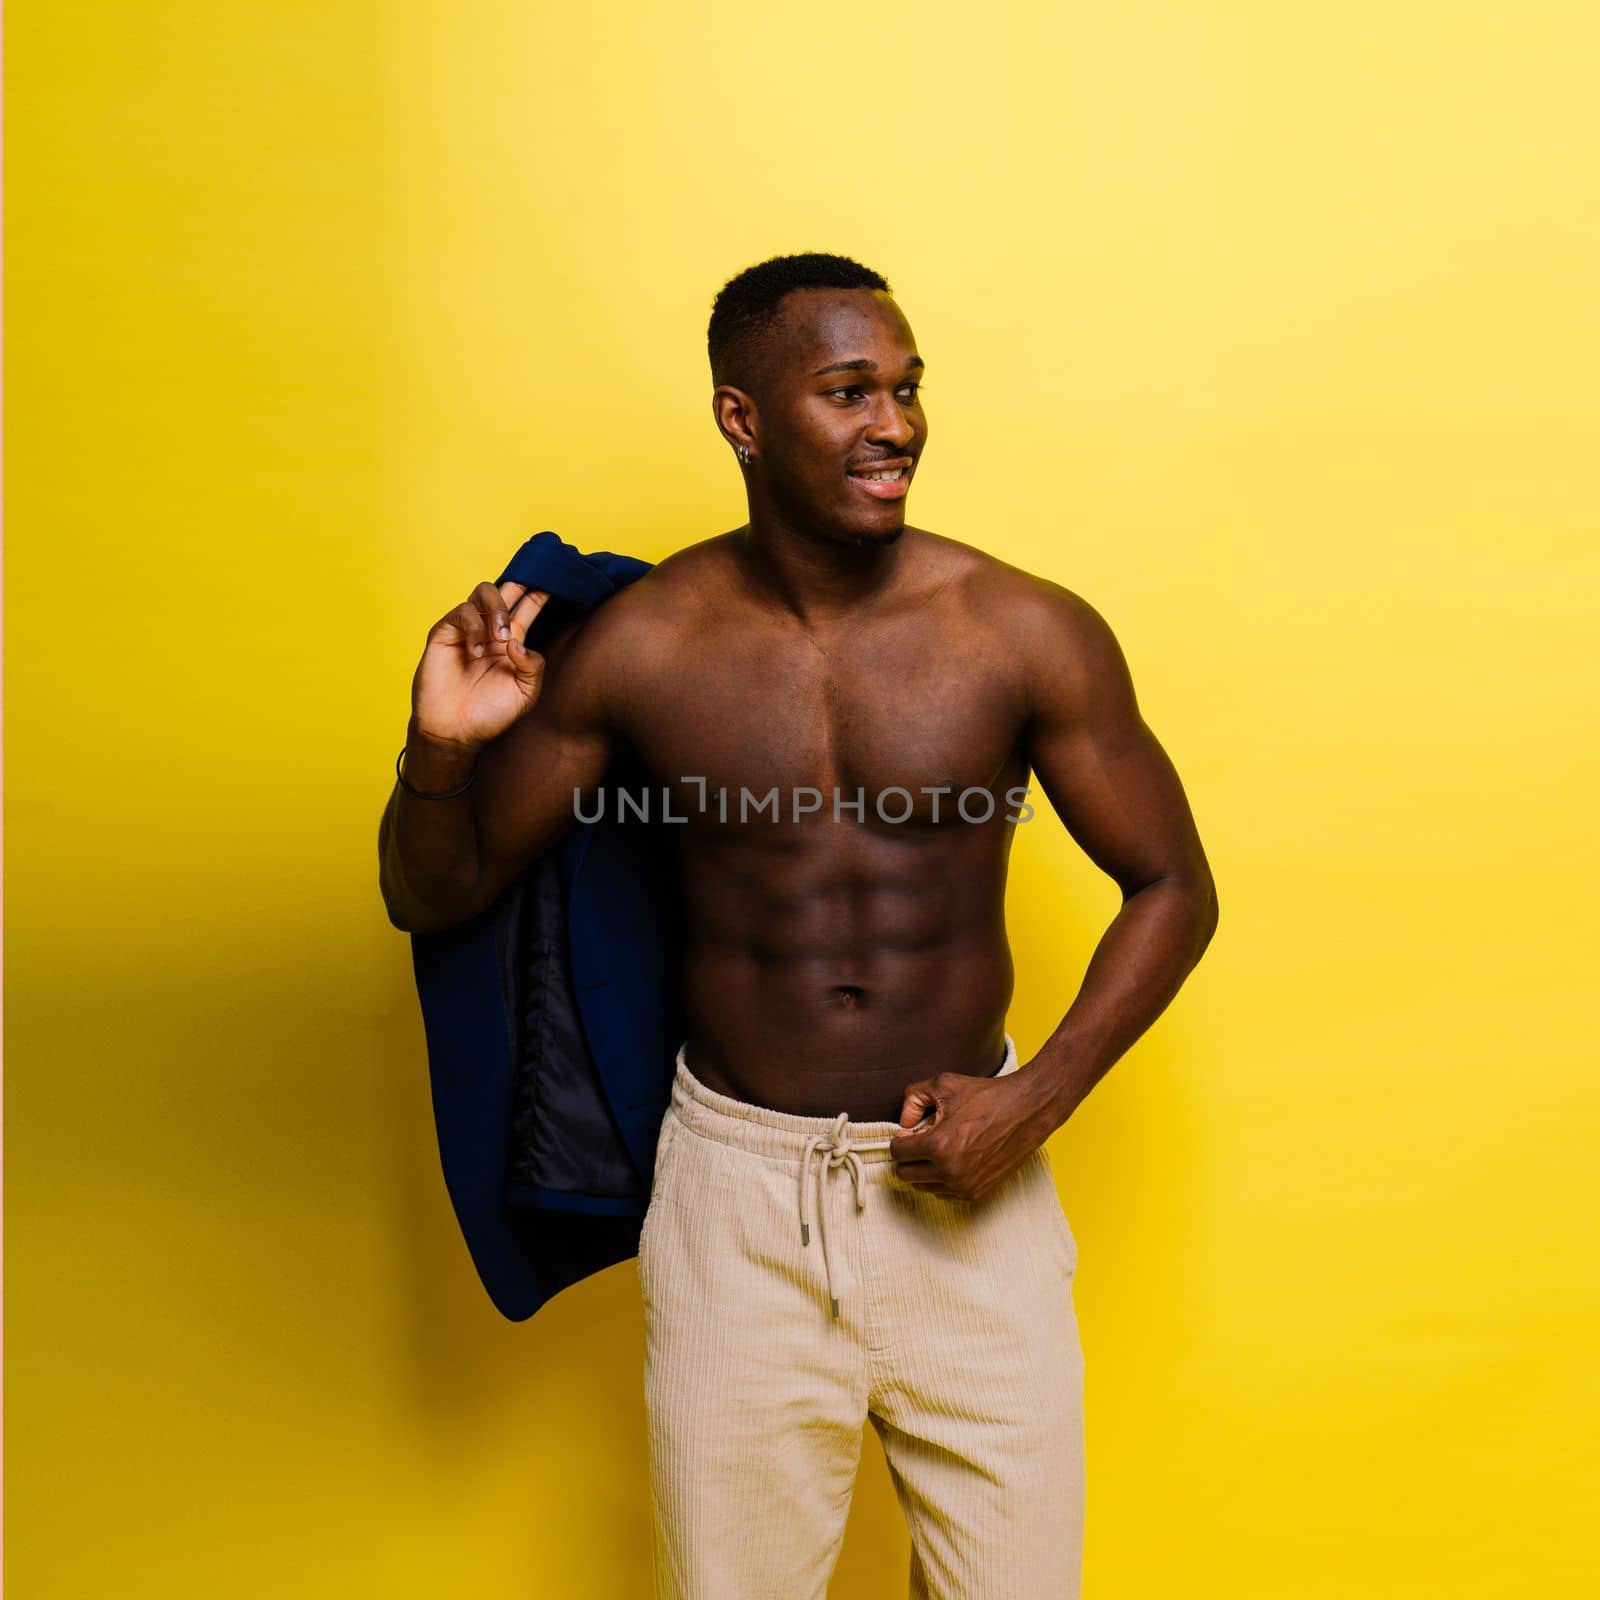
[
  {"x1": 914, "y1": 532, "x2": 1128, "y2": 728},
  {"x1": 576, "y1": 526, "x2": 1108, "y2": 648},
  {"x1": 634, "y1": 530, "x2": 743, "y2": 609},
  {"x1": 918, "y1": 530, "x2": 1100, "y2": 634},
  {"x1": 599, "y1": 531, "x2": 736, "y2": 619},
  {"x1": 539, "y1": 532, "x2": 735, "y2": 686}
]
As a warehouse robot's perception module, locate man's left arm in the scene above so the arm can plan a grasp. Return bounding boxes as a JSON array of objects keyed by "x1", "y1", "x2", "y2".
[
  {"x1": 891, "y1": 581, "x2": 1219, "y2": 1197},
  {"x1": 1010, "y1": 581, "x2": 1219, "y2": 1140}
]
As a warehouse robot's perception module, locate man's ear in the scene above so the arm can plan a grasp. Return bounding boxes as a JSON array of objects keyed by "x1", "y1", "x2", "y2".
[{"x1": 711, "y1": 383, "x2": 759, "y2": 455}]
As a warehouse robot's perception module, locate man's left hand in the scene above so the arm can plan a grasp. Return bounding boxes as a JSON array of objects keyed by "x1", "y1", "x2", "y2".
[{"x1": 888, "y1": 1066, "x2": 1055, "y2": 1202}]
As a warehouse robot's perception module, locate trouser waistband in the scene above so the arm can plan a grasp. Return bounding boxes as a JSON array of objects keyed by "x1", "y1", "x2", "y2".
[{"x1": 668, "y1": 1034, "x2": 1021, "y2": 1319}]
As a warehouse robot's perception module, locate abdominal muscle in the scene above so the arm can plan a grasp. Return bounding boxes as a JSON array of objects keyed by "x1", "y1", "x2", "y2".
[{"x1": 670, "y1": 818, "x2": 1018, "y2": 1120}]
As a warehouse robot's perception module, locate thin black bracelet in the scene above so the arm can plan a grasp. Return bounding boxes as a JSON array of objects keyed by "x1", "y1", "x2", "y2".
[{"x1": 396, "y1": 743, "x2": 477, "y2": 800}]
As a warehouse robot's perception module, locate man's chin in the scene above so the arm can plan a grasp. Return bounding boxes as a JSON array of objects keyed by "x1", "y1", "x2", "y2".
[{"x1": 848, "y1": 519, "x2": 905, "y2": 549}]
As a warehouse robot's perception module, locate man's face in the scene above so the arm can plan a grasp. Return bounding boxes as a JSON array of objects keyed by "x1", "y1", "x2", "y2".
[{"x1": 742, "y1": 288, "x2": 928, "y2": 546}]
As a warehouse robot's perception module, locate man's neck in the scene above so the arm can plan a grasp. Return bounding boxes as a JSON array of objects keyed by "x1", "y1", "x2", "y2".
[{"x1": 733, "y1": 510, "x2": 911, "y2": 628}]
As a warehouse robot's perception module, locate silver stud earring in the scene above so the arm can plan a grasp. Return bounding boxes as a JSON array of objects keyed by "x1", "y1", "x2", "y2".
[{"x1": 737, "y1": 444, "x2": 751, "y2": 466}]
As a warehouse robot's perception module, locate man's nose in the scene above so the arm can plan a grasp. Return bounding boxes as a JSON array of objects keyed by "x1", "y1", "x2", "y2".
[{"x1": 866, "y1": 394, "x2": 916, "y2": 447}]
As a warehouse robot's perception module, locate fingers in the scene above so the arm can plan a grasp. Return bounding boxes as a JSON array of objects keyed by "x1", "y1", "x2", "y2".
[
  {"x1": 436, "y1": 581, "x2": 551, "y2": 661},
  {"x1": 898, "y1": 1082, "x2": 941, "y2": 1130},
  {"x1": 893, "y1": 1124, "x2": 964, "y2": 1195},
  {"x1": 501, "y1": 582, "x2": 551, "y2": 645},
  {"x1": 470, "y1": 580, "x2": 512, "y2": 651},
  {"x1": 432, "y1": 586, "x2": 490, "y2": 659},
  {"x1": 474, "y1": 580, "x2": 550, "y2": 650},
  {"x1": 492, "y1": 583, "x2": 550, "y2": 685},
  {"x1": 506, "y1": 632, "x2": 547, "y2": 686}
]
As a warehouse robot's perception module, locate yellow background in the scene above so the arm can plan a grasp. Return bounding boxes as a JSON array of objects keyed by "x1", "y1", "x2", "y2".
[{"x1": 7, "y1": 2, "x2": 1597, "y2": 1594}]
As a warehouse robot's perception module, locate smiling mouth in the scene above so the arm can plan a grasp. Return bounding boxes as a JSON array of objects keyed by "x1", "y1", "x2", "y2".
[{"x1": 847, "y1": 462, "x2": 913, "y2": 499}]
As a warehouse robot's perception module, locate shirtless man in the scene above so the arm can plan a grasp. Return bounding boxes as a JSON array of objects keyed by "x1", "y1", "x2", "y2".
[{"x1": 380, "y1": 252, "x2": 1218, "y2": 1599}]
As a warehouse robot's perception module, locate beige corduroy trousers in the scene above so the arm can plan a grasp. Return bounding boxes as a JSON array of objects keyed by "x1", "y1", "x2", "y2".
[{"x1": 636, "y1": 1032, "x2": 1085, "y2": 1599}]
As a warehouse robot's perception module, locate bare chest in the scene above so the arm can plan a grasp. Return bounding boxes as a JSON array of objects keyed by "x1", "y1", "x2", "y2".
[{"x1": 622, "y1": 612, "x2": 1028, "y2": 822}]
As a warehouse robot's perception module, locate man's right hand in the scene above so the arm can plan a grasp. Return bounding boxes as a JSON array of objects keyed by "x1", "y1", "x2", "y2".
[{"x1": 410, "y1": 579, "x2": 553, "y2": 755}]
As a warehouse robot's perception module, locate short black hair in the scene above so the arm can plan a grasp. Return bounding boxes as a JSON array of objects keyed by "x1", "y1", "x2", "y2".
[{"x1": 708, "y1": 252, "x2": 891, "y2": 394}]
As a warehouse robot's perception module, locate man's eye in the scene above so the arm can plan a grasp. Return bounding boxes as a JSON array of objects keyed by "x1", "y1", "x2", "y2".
[{"x1": 828, "y1": 384, "x2": 924, "y2": 401}]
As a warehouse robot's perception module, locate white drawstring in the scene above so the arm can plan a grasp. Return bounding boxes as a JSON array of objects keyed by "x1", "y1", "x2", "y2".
[{"x1": 798, "y1": 1113, "x2": 899, "y2": 1319}]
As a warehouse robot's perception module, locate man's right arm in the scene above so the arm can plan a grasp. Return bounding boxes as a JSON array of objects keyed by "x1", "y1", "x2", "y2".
[{"x1": 378, "y1": 613, "x2": 619, "y2": 933}]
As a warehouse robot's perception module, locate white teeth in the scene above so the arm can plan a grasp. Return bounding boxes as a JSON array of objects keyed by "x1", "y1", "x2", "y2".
[{"x1": 857, "y1": 469, "x2": 904, "y2": 481}]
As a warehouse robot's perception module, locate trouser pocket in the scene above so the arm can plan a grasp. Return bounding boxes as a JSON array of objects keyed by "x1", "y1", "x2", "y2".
[
  {"x1": 1031, "y1": 1145, "x2": 1078, "y2": 1280},
  {"x1": 639, "y1": 1111, "x2": 686, "y2": 1270}
]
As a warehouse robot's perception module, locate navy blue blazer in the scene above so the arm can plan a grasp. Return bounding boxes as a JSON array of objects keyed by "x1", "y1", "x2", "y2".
[{"x1": 407, "y1": 530, "x2": 685, "y2": 1322}]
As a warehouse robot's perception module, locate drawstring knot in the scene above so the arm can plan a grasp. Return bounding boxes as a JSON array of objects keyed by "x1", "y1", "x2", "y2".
[{"x1": 798, "y1": 1113, "x2": 897, "y2": 1319}]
